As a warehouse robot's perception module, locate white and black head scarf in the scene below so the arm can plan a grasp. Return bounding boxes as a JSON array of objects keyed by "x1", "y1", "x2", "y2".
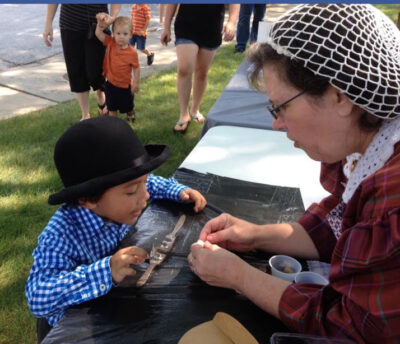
[{"x1": 267, "y1": 4, "x2": 400, "y2": 119}]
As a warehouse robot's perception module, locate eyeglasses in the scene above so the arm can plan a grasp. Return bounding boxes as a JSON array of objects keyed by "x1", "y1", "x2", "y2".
[{"x1": 266, "y1": 90, "x2": 306, "y2": 119}]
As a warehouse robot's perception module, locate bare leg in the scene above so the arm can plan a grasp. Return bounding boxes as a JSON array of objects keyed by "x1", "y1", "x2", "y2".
[
  {"x1": 190, "y1": 48, "x2": 217, "y2": 118},
  {"x1": 159, "y1": 4, "x2": 165, "y2": 24},
  {"x1": 141, "y1": 48, "x2": 151, "y2": 56},
  {"x1": 175, "y1": 44, "x2": 198, "y2": 129},
  {"x1": 76, "y1": 91, "x2": 90, "y2": 120},
  {"x1": 95, "y1": 89, "x2": 108, "y2": 115},
  {"x1": 109, "y1": 110, "x2": 118, "y2": 117}
]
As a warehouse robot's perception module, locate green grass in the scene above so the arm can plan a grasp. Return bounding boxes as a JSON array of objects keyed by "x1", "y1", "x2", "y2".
[
  {"x1": 374, "y1": 4, "x2": 400, "y2": 22},
  {"x1": 0, "y1": 43, "x2": 244, "y2": 344}
]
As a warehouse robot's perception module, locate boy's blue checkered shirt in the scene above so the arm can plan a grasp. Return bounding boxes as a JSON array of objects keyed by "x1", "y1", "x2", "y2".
[{"x1": 25, "y1": 174, "x2": 187, "y2": 326}]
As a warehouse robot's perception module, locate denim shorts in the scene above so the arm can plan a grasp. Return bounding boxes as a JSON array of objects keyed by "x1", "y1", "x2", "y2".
[
  {"x1": 129, "y1": 35, "x2": 146, "y2": 50},
  {"x1": 175, "y1": 37, "x2": 219, "y2": 51}
]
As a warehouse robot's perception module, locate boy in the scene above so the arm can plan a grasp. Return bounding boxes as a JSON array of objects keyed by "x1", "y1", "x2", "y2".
[
  {"x1": 26, "y1": 117, "x2": 207, "y2": 341},
  {"x1": 130, "y1": 4, "x2": 154, "y2": 66},
  {"x1": 95, "y1": 15, "x2": 138, "y2": 122}
]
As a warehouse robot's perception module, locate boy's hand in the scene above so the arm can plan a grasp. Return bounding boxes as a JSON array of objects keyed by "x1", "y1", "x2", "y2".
[
  {"x1": 131, "y1": 84, "x2": 139, "y2": 94},
  {"x1": 110, "y1": 246, "x2": 148, "y2": 284},
  {"x1": 180, "y1": 189, "x2": 207, "y2": 213}
]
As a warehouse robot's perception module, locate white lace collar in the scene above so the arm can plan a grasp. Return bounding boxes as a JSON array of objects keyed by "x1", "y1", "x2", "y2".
[{"x1": 342, "y1": 116, "x2": 400, "y2": 203}]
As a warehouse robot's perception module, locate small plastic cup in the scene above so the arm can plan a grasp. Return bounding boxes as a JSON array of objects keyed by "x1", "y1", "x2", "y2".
[
  {"x1": 269, "y1": 255, "x2": 302, "y2": 282},
  {"x1": 294, "y1": 271, "x2": 329, "y2": 285}
]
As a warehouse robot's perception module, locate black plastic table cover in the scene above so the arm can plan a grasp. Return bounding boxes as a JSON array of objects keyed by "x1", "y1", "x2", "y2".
[
  {"x1": 201, "y1": 59, "x2": 274, "y2": 137},
  {"x1": 42, "y1": 169, "x2": 305, "y2": 344}
]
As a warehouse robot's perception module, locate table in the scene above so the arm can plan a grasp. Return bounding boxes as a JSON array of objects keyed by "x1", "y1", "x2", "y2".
[
  {"x1": 181, "y1": 125, "x2": 329, "y2": 209},
  {"x1": 201, "y1": 59, "x2": 273, "y2": 136},
  {"x1": 42, "y1": 169, "x2": 304, "y2": 344}
]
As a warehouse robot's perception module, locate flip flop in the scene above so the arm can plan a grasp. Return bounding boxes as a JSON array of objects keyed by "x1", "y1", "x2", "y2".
[
  {"x1": 173, "y1": 120, "x2": 190, "y2": 133},
  {"x1": 98, "y1": 103, "x2": 109, "y2": 116},
  {"x1": 190, "y1": 112, "x2": 205, "y2": 123}
]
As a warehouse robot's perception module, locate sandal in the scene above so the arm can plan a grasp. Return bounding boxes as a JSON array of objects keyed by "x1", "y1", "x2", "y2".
[
  {"x1": 173, "y1": 120, "x2": 190, "y2": 133},
  {"x1": 127, "y1": 110, "x2": 136, "y2": 122},
  {"x1": 98, "y1": 103, "x2": 109, "y2": 116},
  {"x1": 190, "y1": 112, "x2": 205, "y2": 123}
]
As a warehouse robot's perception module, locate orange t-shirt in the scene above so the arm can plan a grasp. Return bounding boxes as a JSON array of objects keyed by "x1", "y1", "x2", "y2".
[
  {"x1": 131, "y1": 4, "x2": 151, "y2": 38},
  {"x1": 102, "y1": 35, "x2": 139, "y2": 88}
]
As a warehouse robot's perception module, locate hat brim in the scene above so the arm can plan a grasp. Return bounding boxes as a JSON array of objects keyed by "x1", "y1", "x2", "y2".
[{"x1": 48, "y1": 144, "x2": 169, "y2": 205}]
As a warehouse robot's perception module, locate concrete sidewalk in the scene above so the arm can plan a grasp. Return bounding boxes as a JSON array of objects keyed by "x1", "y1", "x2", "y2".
[{"x1": 0, "y1": 4, "x2": 296, "y2": 120}]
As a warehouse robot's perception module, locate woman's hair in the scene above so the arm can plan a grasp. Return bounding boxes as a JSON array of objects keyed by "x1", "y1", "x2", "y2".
[
  {"x1": 112, "y1": 16, "x2": 132, "y2": 33},
  {"x1": 248, "y1": 43, "x2": 330, "y2": 96}
]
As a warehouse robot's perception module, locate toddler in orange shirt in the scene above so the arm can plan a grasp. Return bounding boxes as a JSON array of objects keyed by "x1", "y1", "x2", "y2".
[
  {"x1": 95, "y1": 15, "x2": 139, "y2": 122},
  {"x1": 130, "y1": 4, "x2": 154, "y2": 66}
]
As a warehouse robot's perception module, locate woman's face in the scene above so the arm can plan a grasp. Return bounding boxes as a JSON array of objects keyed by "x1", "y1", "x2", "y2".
[{"x1": 262, "y1": 64, "x2": 360, "y2": 163}]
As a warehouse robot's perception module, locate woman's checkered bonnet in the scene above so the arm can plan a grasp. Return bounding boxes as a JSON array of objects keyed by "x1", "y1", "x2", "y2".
[{"x1": 267, "y1": 4, "x2": 400, "y2": 119}]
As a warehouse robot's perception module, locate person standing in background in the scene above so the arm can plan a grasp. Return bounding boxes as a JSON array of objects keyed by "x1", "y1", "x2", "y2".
[
  {"x1": 43, "y1": 4, "x2": 121, "y2": 121},
  {"x1": 235, "y1": 4, "x2": 266, "y2": 53},
  {"x1": 130, "y1": 4, "x2": 154, "y2": 66},
  {"x1": 161, "y1": 4, "x2": 239, "y2": 133}
]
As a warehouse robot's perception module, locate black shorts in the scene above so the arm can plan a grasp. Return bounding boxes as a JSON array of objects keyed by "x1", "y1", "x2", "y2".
[
  {"x1": 105, "y1": 81, "x2": 134, "y2": 113},
  {"x1": 60, "y1": 28, "x2": 106, "y2": 93}
]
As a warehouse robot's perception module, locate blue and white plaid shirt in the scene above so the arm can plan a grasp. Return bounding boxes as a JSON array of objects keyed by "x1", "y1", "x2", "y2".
[{"x1": 25, "y1": 174, "x2": 187, "y2": 326}]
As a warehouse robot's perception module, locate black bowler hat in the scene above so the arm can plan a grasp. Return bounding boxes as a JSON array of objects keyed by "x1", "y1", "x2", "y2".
[{"x1": 48, "y1": 117, "x2": 169, "y2": 205}]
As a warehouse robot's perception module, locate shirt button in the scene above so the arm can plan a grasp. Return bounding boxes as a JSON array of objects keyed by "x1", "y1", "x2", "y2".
[{"x1": 100, "y1": 284, "x2": 106, "y2": 292}]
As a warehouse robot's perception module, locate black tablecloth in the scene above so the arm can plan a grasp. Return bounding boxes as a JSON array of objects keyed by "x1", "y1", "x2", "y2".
[
  {"x1": 42, "y1": 169, "x2": 305, "y2": 344},
  {"x1": 201, "y1": 59, "x2": 273, "y2": 137}
]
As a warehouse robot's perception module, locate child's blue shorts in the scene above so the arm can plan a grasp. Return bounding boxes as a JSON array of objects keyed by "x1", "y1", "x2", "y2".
[
  {"x1": 105, "y1": 81, "x2": 134, "y2": 113},
  {"x1": 129, "y1": 35, "x2": 146, "y2": 50}
]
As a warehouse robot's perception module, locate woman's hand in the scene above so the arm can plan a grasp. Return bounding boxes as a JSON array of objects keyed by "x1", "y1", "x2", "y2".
[
  {"x1": 96, "y1": 12, "x2": 112, "y2": 29},
  {"x1": 110, "y1": 246, "x2": 148, "y2": 284},
  {"x1": 43, "y1": 23, "x2": 53, "y2": 47},
  {"x1": 222, "y1": 21, "x2": 236, "y2": 42},
  {"x1": 188, "y1": 240, "x2": 247, "y2": 290},
  {"x1": 199, "y1": 213, "x2": 257, "y2": 252},
  {"x1": 160, "y1": 29, "x2": 171, "y2": 46},
  {"x1": 179, "y1": 188, "x2": 207, "y2": 212}
]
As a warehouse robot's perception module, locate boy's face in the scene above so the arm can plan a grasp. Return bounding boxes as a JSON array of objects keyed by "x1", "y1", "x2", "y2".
[
  {"x1": 113, "y1": 23, "x2": 131, "y2": 48},
  {"x1": 81, "y1": 174, "x2": 149, "y2": 225}
]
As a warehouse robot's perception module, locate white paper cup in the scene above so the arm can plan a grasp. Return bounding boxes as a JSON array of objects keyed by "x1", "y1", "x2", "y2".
[
  {"x1": 269, "y1": 255, "x2": 302, "y2": 282},
  {"x1": 294, "y1": 271, "x2": 329, "y2": 285}
]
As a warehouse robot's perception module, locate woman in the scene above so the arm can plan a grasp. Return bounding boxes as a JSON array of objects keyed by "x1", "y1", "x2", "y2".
[
  {"x1": 160, "y1": 4, "x2": 239, "y2": 133},
  {"x1": 188, "y1": 4, "x2": 400, "y2": 343},
  {"x1": 43, "y1": 4, "x2": 120, "y2": 121}
]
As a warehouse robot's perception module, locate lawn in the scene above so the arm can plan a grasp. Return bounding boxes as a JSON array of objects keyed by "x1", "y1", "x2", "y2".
[
  {"x1": 0, "y1": 43, "x2": 244, "y2": 344},
  {"x1": 1, "y1": 4, "x2": 399, "y2": 343},
  {"x1": 374, "y1": 4, "x2": 400, "y2": 23}
]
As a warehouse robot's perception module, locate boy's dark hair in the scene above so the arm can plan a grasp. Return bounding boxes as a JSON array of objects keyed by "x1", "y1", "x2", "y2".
[{"x1": 68, "y1": 193, "x2": 105, "y2": 207}]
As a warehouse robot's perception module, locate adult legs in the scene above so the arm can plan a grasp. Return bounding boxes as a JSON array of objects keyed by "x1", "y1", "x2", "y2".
[
  {"x1": 190, "y1": 48, "x2": 217, "y2": 118},
  {"x1": 250, "y1": 4, "x2": 266, "y2": 43},
  {"x1": 86, "y1": 33, "x2": 108, "y2": 115},
  {"x1": 76, "y1": 91, "x2": 90, "y2": 120},
  {"x1": 61, "y1": 29, "x2": 92, "y2": 120},
  {"x1": 235, "y1": 4, "x2": 254, "y2": 52},
  {"x1": 175, "y1": 43, "x2": 199, "y2": 130}
]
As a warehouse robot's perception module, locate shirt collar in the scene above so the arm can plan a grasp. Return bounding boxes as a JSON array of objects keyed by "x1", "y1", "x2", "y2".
[{"x1": 63, "y1": 204, "x2": 130, "y2": 237}]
